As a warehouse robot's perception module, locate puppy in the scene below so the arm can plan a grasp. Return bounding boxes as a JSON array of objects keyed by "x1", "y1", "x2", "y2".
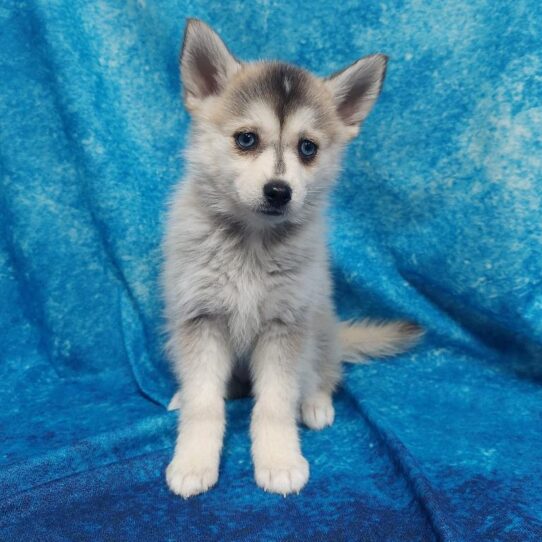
[{"x1": 164, "y1": 19, "x2": 422, "y2": 498}]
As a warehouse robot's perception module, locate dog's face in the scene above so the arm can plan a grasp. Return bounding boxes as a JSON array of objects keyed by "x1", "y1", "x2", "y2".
[{"x1": 181, "y1": 19, "x2": 387, "y2": 227}]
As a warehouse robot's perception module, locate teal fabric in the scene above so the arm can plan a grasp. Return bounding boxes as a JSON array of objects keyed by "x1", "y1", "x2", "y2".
[{"x1": 1, "y1": 1, "x2": 541, "y2": 540}]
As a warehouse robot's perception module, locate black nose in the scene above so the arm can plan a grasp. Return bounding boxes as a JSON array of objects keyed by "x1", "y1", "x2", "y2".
[{"x1": 263, "y1": 180, "x2": 292, "y2": 208}]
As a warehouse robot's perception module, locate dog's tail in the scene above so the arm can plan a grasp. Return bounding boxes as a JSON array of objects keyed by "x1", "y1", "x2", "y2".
[{"x1": 339, "y1": 319, "x2": 424, "y2": 363}]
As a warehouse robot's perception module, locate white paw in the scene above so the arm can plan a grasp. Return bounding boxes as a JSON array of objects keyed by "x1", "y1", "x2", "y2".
[
  {"x1": 167, "y1": 390, "x2": 182, "y2": 411},
  {"x1": 254, "y1": 455, "x2": 309, "y2": 495},
  {"x1": 166, "y1": 455, "x2": 218, "y2": 498},
  {"x1": 301, "y1": 395, "x2": 335, "y2": 430}
]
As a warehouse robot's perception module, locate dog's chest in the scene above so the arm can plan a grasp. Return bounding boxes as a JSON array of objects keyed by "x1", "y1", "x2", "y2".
[
  {"x1": 200, "y1": 238, "x2": 299, "y2": 350},
  {"x1": 219, "y1": 251, "x2": 273, "y2": 342}
]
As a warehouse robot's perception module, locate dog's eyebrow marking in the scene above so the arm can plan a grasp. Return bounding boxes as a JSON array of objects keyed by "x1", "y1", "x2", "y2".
[
  {"x1": 282, "y1": 106, "x2": 328, "y2": 151},
  {"x1": 240, "y1": 101, "x2": 280, "y2": 135}
]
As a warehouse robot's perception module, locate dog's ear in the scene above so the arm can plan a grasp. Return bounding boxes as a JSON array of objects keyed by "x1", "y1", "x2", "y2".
[
  {"x1": 325, "y1": 54, "x2": 388, "y2": 137},
  {"x1": 180, "y1": 19, "x2": 240, "y2": 111}
]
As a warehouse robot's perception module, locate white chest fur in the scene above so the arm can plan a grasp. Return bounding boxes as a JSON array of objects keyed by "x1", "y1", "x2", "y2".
[{"x1": 172, "y1": 226, "x2": 313, "y2": 354}]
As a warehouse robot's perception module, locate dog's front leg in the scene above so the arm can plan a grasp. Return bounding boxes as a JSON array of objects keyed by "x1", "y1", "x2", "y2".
[
  {"x1": 166, "y1": 317, "x2": 231, "y2": 498},
  {"x1": 250, "y1": 321, "x2": 309, "y2": 495}
]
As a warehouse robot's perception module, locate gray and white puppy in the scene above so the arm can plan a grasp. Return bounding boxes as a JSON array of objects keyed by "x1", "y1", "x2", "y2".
[{"x1": 164, "y1": 19, "x2": 422, "y2": 498}]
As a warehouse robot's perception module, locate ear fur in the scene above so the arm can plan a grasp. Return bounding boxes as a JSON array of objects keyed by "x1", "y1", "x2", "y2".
[
  {"x1": 180, "y1": 19, "x2": 240, "y2": 111},
  {"x1": 325, "y1": 54, "x2": 388, "y2": 137}
]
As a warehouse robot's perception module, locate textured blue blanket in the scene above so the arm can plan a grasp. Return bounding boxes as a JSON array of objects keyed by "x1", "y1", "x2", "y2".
[{"x1": 1, "y1": 1, "x2": 541, "y2": 540}]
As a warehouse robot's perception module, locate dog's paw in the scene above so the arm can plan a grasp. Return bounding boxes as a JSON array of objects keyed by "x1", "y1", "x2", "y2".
[
  {"x1": 301, "y1": 394, "x2": 335, "y2": 430},
  {"x1": 167, "y1": 391, "x2": 182, "y2": 411},
  {"x1": 254, "y1": 455, "x2": 309, "y2": 495},
  {"x1": 166, "y1": 455, "x2": 218, "y2": 498}
]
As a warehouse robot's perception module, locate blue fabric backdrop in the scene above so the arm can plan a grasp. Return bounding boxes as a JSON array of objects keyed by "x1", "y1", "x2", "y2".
[{"x1": 1, "y1": 1, "x2": 541, "y2": 540}]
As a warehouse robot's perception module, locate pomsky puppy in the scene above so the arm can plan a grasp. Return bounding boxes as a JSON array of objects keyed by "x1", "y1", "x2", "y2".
[{"x1": 164, "y1": 18, "x2": 422, "y2": 498}]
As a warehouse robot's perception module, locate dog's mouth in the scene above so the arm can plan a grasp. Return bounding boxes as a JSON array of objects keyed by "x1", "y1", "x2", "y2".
[
  {"x1": 258, "y1": 208, "x2": 285, "y2": 217},
  {"x1": 257, "y1": 203, "x2": 291, "y2": 218}
]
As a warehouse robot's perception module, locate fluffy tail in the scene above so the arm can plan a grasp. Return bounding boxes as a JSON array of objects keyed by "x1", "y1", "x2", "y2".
[{"x1": 339, "y1": 319, "x2": 424, "y2": 362}]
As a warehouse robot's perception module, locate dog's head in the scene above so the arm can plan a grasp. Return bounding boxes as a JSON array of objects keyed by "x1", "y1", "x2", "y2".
[{"x1": 180, "y1": 19, "x2": 387, "y2": 227}]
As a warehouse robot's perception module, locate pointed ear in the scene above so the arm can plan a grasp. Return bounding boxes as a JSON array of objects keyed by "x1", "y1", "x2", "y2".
[
  {"x1": 180, "y1": 19, "x2": 241, "y2": 111},
  {"x1": 325, "y1": 54, "x2": 388, "y2": 136}
]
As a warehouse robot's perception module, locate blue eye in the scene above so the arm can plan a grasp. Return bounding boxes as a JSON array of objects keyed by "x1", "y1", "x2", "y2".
[
  {"x1": 299, "y1": 139, "x2": 317, "y2": 159},
  {"x1": 235, "y1": 132, "x2": 258, "y2": 150}
]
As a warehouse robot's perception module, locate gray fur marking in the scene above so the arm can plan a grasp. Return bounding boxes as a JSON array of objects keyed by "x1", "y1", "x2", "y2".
[{"x1": 273, "y1": 142, "x2": 286, "y2": 175}]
